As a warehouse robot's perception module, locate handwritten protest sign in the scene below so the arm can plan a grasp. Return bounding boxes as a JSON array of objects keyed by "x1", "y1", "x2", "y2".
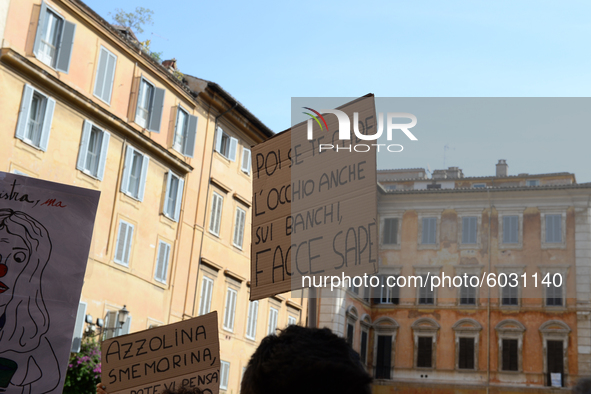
[
  {"x1": 101, "y1": 311, "x2": 220, "y2": 394},
  {"x1": 251, "y1": 95, "x2": 378, "y2": 300},
  {"x1": 0, "y1": 172, "x2": 100, "y2": 393}
]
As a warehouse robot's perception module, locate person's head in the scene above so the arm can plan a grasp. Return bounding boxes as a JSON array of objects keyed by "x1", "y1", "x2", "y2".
[
  {"x1": 241, "y1": 325, "x2": 372, "y2": 394},
  {"x1": 573, "y1": 377, "x2": 591, "y2": 394},
  {"x1": 0, "y1": 208, "x2": 51, "y2": 351}
]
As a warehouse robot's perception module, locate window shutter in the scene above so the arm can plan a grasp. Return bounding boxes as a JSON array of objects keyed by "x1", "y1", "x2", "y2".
[
  {"x1": 148, "y1": 88, "x2": 165, "y2": 133},
  {"x1": 33, "y1": 2, "x2": 48, "y2": 58},
  {"x1": 121, "y1": 146, "x2": 133, "y2": 193},
  {"x1": 104, "y1": 311, "x2": 117, "y2": 340},
  {"x1": 184, "y1": 115, "x2": 198, "y2": 157},
  {"x1": 70, "y1": 302, "x2": 87, "y2": 353},
  {"x1": 137, "y1": 155, "x2": 150, "y2": 202},
  {"x1": 39, "y1": 97, "x2": 55, "y2": 151},
  {"x1": 16, "y1": 85, "x2": 34, "y2": 140},
  {"x1": 104, "y1": 52, "x2": 116, "y2": 103},
  {"x1": 56, "y1": 21, "x2": 76, "y2": 73},
  {"x1": 174, "y1": 178, "x2": 184, "y2": 221},
  {"x1": 215, "y1": 127, "x2": 223, "y2": 152},
  {"x1": 93, "y1": 48, "x2": 108, "y2": 99},
  {"x1": 228, "y1": 137, "x2": 238, "y2": 161},
  {"x1": 96, "y1": 131, "x2": 110, "y2": 181},
  {"x1": 120, "y1": 315, "x2": 132, "y2": 336},
  {"x1": 241, "y1": 148, "x2": 251, "y2": 173},
  {"x1": 114, "y1": 221, "x2": 127, "y2": 263},
  {"x1": 123, "y1": 224, "x2": 134, "y2": 265},
  {"x1": 76, "y1": 120, "x2": 92, "y2": 171}
]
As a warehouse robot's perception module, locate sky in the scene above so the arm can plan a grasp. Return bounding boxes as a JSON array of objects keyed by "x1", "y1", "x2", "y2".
[{"x1": 83, "y1": 0, "x2": 591, "y2": 182}]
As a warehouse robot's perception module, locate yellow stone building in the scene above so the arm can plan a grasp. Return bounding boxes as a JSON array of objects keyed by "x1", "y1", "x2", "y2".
[{"x1": 0, "y1": 1, "x2": 306, "y2": 392}]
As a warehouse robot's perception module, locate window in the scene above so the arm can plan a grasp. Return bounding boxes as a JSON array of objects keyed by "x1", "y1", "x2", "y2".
[
  {"x1": 501, "y1": 284, "x2": 519, "y2": 306},
  {"x1": 198, "y1": 276, "x2": 214, "y2": 315},
  {"x1": 71, "y1": 301, "x2": 87, "y2": 353},
  {"x1": 209, "y1": 192, "x2": 224, "y2": 236},
  {"x1": 374, "y1": 276, "x2": 399, "y2": 305},
  {"x1": 382, "y1": 218, "x2": 398, "y2": 245},
  {"x1": 526, "y1": 179, "x2": 540, "y2": 187},
  {"x1": 135, "y1": 78, "x2": 165, "y2": 132},
  {"x1": 76, "y1": 120, "x2": 110, "y2": 180},
  {"x1": 546, "y1": 280, "x2": 563, "y2": 307},
  {"x1": 472, "y1": 183, "x2": 486, "y2": 188},
  {"x1": 245, "y1": 300, "x2": 258, "y2": 340},
  {"x1": 288, "y1": 316, "x2": 297, "y2": 326},
  {"x1": 268, "y1": 307, "x2": 278, "y2": 335},
  {"x1": 172, "y1": 106, "x2": 198, "y2": 157},
  {"x1": 154, "y1": 241, "x2": 170, "y2": 284},
  {"x1": 15, "y1": 85, "x2": 55, "y2": 151},
  {"x1": 462, "y1": 216, "x2": 478, "y2": 244},
  {"x1": 220, "y1": 361, "x2": 230, "y2": 390},
  {"x1": 163, "y1": 172, "x2": 184, "y2": 222},
  {"x1": 418, "y1": 275, "x2": 434, "y2": 305},
  {"x1": 421, "y1": 217, "x2": 437, "y2": 244},
  {"x1": 93, "y1": 46, "x2": 117, "y2": 104},
  {"x1": 233, "y1": 207, "x2": 246, "y2": 249},
  {"x1": 103, "y1": 310, "x2": 132, "y2": 340},
  {"x1": 215, "y1": 127, "x2": 238, "y2": 161},
  {"x1": 539, "y1": 320, "x2": 570, "y2": 387},
  {"x1": 114, "y1": 220, "x2": 134, "y2": 266},
  {"x1": 460, "y1": 276, "x2": 477, "y2": 305},
  {"x1": 346, "y1": 322, "x2": 354, "y2": 346},
  {"x1": 360, "y1": 329, "x2": 368, "y2": 364},
  {"x1": 502, "y1": 339, "x2": 518, "y2": 371},
  {"x1": 33, "y1": 2, "x2": 75, "y2": 72},
  {"x1": 545, "y1": 214, "x2": 562, "y2": 243},
  {"x1": 375, "y1": 335, "x2": 392, "y2": 379},
  {"x1": 459, "y1": 338, "x2": 475, "y2": 369},
  {"x1": 223, "y1": 288, "x2": 238, "y2": 332},
  {"x1": 495, "y1": 319, "x2": 525, "y2": 372},
  {"x1": 417, "y1": 337, "x2": 432, "y2": 368},
  {"x1": 121, "y1": 146, "x2": 149, "y2": 201},
  {"x1": 503, "y1": 215, "x2": 519, "y2": 244},
  {"x1": 241, "y1": 148, "x2": 251, "y2": 174},
  {"x1": 546, "y1": 341, "x2": 564, "y2": 387}
]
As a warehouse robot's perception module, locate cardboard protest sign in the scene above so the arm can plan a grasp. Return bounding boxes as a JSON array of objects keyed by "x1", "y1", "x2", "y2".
[
  {"x1": 101, "y1": 311, "x2": 220, "y2": 394},
  {"x1": 0, "y1": 172, "x2": 100, "y2": 393},
  {"x1": 251, "y1": 95, "x2": 378, "y2": 300}
]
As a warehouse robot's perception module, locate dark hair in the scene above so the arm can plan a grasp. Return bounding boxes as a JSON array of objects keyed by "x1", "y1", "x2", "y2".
[
  {"x1": 573, "y1": 377, "x2": 591, "y2": 394},
  {"x1": 162, "y1": 387, "x2": 202, "y2": 394},
  {"x1": 241, "y1": 325, "x2": 372, "y2": 394}
]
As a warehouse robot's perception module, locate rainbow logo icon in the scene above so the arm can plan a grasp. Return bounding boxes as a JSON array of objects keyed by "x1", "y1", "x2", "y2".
[{"x1": 302, "y1": 107, "x2": 329, "y2": 132}]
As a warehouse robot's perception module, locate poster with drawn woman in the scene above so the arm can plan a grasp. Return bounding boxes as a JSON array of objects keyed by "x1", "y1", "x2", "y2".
[{"x1": 0, "y1": 172, "x2": 100, "y2": 394}]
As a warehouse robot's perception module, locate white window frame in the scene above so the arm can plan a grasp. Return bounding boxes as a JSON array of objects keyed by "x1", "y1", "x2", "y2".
[
  {"x1": 163, "y1": 171, "x2": 184, "y2": 222},
  {"x1": 76, "y1": 120, "x2": 110, "y2": 181},
  {"x1": 198, "y1": 276, "x2": 214, "y2": 316},
  {"x1": 215, "y1": 127, "x2": 238, "y2": 161},
  {"x1": 241, "y1": 147, "x2": 251, "y2": 174},
  {"x1": 495, "y1": 319, "x2": 526, "y2": 372},
  {"x1": 220, "y1": 360, "x2": 230, "y2": 390},
  {"x1": 209, "y1": 192, "x2": 224, "y2": 236},
  {"x1": 120, "y1": 146, "x2": 150, "y2": 201},
  {"x1": 15, "y1": 84, "x2": 55, "y2": 152},
  {"x1": 268, "y1": 307, "x2": 278, "y2": 335},
  {"x1": 171, "y1": 105, "x2": 198, "y2": 157},
  {"x1": 245, "y1": 300, "x2": 259, "y2": 340},
  {"x1": 232, "y1": 206, "x2": 247, "y2": 249},
  {"x1": 498, "y1": 209, "x2": 524, "y2": 249},
  {"x1": 114, "y1": 219, "x2": 134, "y2": 267},
  {"x1": 540, "y1": 208, "x2": 567, "y2": 249},
  {"x1": 33, "y1": 2, "x2": 76, "y2": 73},
  {"x1": 222, "y1": 287, "x2": 238, "y2": 332},
  {"x1": 154, "y1": 240, "x2": 171, "y2": 284},
  {"x1": 93, "y1": 46, "x2": 117, "y2": 104}
]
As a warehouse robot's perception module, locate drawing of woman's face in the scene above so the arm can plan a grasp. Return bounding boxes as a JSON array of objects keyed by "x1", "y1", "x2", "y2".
[{"x1": 0, "y1": 227, "x2": 29, "y2": 308}]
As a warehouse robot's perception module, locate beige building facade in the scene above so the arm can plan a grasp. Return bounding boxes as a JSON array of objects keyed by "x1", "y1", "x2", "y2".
[{"x1": 0, "y1": 1, "x2": 306, "y2": 392}]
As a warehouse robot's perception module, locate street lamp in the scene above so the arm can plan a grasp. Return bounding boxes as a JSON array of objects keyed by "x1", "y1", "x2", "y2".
[{"x1": 117, "y1": 305, "x2": 129, "y2": 327}]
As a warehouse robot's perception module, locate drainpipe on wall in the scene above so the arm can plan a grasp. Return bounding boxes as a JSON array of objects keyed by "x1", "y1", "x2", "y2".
[
  {"x1": 487, "y1": 185, "x2": 493, "y2": 394},
  {"x1": 191, "y1": 100, "x2": 237, "y2": 315}
]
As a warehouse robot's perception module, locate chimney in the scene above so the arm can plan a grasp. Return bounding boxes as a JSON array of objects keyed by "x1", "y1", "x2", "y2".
[{"x1": 496, "y1": 159, "x2": 508, "y2": 177}]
